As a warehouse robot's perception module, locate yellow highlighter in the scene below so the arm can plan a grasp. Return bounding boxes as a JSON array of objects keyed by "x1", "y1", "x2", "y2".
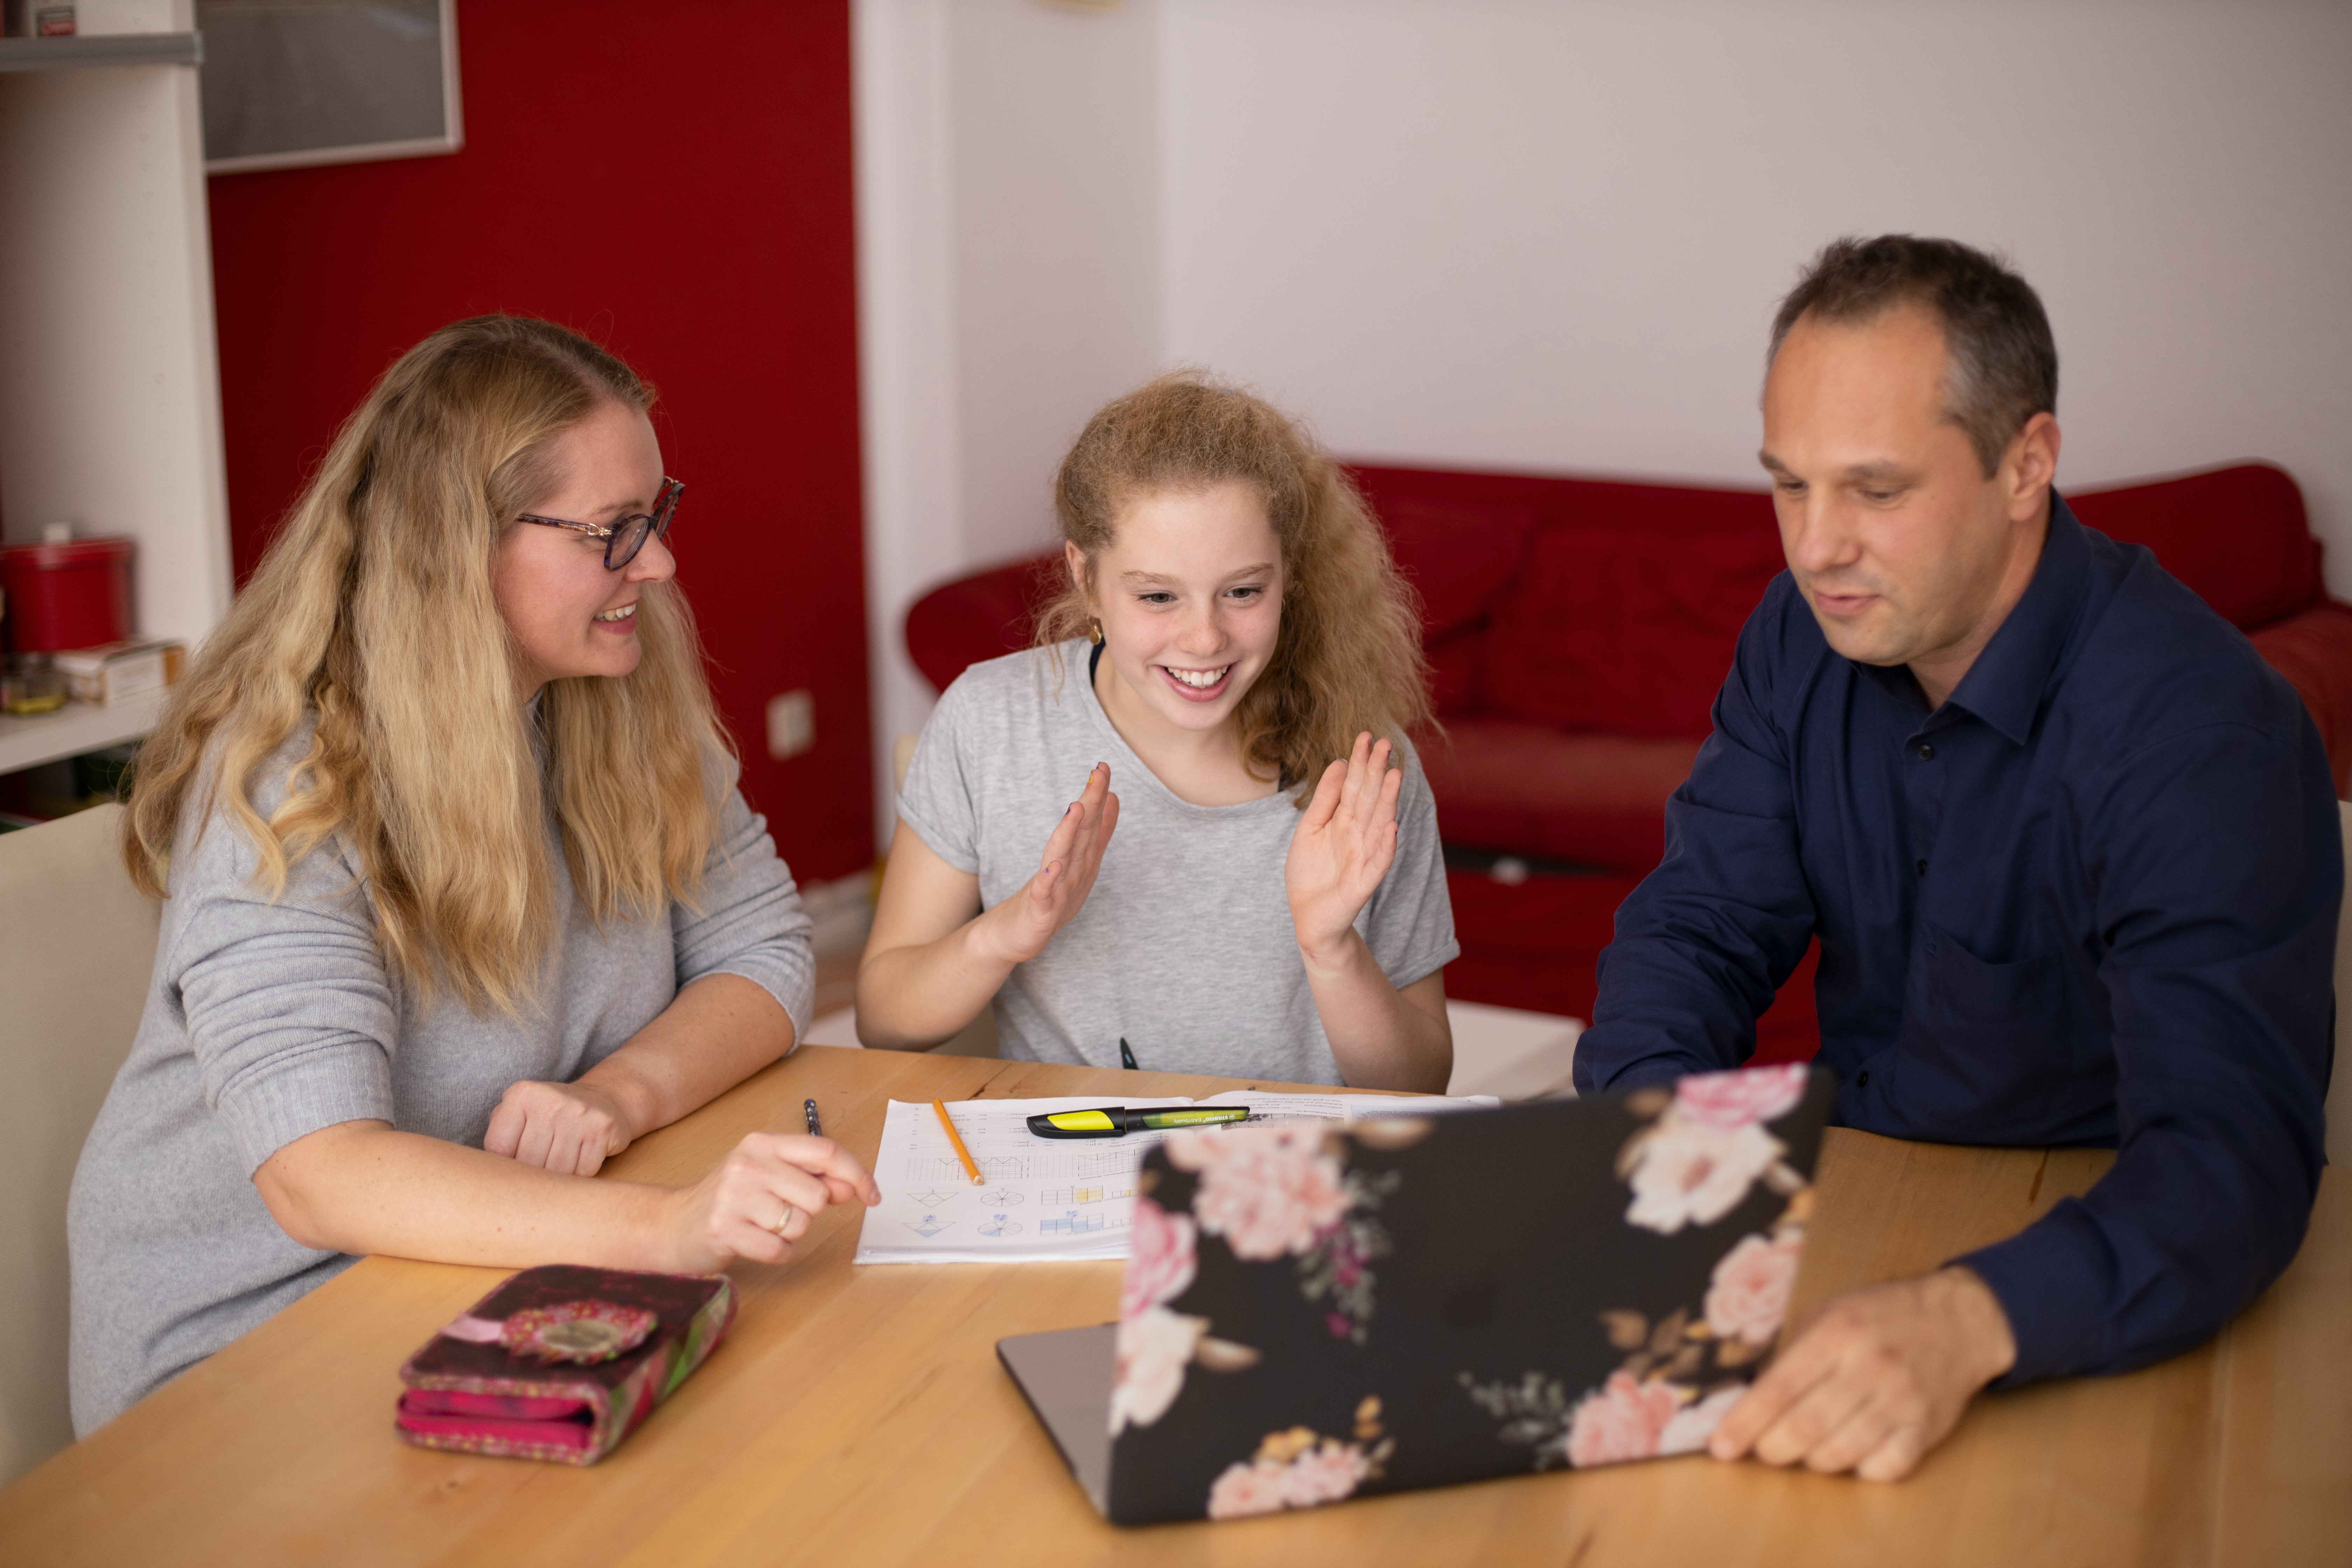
[{"x1": 1025, "y1": 1106, "x2": 1250, "y2": 1139}]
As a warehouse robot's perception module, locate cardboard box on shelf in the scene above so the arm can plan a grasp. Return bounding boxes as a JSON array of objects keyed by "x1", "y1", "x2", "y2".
[{"x1": 53, "y1": 639, "x2": 184, "y2": 706}]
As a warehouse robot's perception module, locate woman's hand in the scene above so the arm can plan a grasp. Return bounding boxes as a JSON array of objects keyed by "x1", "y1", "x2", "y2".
[
  {"x1": 485, "y1": 1079, "x2": 638, "y2": 1177},
  {"x1": 1285, "y1": 733, "x2": 1405, "y2": 970},
  {"x1": 662, "y1": 1132, "x2": 882, "y2": 1272},
  {"x1": 972, "y1": 763, "x2": 1120, "y2": 966}
]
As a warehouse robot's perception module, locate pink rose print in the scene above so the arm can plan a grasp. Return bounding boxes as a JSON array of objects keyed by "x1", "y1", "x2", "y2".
[
  {"x1": 1167, "y1": 1125, "x2": 1350, "y2": 1260},
  {"x1": 1205, "y1": 1432, "x2": 1379, "y2": 1518},
  {"x1": 1563, "y1": 1372, "x2": 1681, "y2": 1467},
  {"x1": 1657, "y1": 1386, "x2": 1746, "y2": 1456},
  {"x1": 1109, "y1": 1305, "x2": 1204, "y2": 1434},
  {"x1": 1280, "y1": 1441, "x2": 1370, "y2": 1506},
  {"x1": 1121, "y1": 1197, "x2": 1198, "y2": 1323},
  {"x1": 1624, "y1": 1118, "x2": 1784, "y2": 1234},
  {"x1": 1674, "y1": 1063, "x2": 1809, "y2": 1130},
  {"x1": 1206, "y1": 1459, "x2": 1295, "y2": 1519},
  {"x1": 1704, "y1": 1230, "x2": 1803, "y2": 1347}
]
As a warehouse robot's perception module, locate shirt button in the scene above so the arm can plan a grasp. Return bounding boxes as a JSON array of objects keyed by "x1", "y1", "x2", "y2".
[
  {"x1": 1856, "y1": 1070, "x2": 1871, "y2": 1087},
  {"x1": 1916, "y1": 742, "x2": 1935, "y2": 760},
  {"x1": 1915, "y1": 858, "x2": 1927, "y2": 876}
]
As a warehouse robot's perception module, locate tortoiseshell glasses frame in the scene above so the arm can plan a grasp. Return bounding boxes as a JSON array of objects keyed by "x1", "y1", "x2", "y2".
[{"x1": 516, "y1": 477, "x2": 683, "y2": 569}]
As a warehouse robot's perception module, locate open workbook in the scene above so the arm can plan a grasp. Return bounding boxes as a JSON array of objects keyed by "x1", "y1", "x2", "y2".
[{"x1": 852, "y1": 1091, "x2": 1499, "y2": 1265}]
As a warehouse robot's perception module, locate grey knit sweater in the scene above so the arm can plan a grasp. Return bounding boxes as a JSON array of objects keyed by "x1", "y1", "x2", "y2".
[{"x1": 66, "y1": 725, "x2": 813, "y2": 1433}]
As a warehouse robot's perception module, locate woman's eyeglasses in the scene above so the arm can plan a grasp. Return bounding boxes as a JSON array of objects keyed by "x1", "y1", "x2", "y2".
[{"x1": 516, "y1": 477, "x2": 682, "y2": 569}]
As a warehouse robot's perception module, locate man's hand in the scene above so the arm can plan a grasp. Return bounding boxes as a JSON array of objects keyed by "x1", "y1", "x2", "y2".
[{"x1": 1708, "y1": 1266, "x2": 2016, "y2": 1481}]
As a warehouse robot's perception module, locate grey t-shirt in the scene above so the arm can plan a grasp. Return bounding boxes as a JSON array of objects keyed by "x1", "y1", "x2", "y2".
[
  {"x1": 896, "y1": 642, "x2": 1457, "y2": 1084},
  {"x1": 67, "y1": 721, "x2": 814, "y2": 1433}
]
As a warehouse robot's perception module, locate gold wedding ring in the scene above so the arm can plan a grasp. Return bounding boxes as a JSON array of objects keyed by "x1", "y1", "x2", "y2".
[{"x1": 774, "y1": 1202, "x2": 797, "y2": 1236}]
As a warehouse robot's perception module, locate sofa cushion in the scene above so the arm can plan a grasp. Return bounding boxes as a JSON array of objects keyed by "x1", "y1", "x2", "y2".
[
  {"x1": 1421, "y1": 717, "x2": 1701, "y2": 873},
  {"x1": 2068, "y1": 463, "x2": 2322, "y2": 629},
  {"x1": 904, "y1": 554, "x2": 1062, "y2": 695},
  {"x1": 2249, "y1": 601, "x2": 2352, "y2": 797},
  {"x1": 1480, "y1": 488, "x2": 1785, "y2": 740},
  {"x1": 1381, "y1": 497, "x2": 1535, "y2": 637}
]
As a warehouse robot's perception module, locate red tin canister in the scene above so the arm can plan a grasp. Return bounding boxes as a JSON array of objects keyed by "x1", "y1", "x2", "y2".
[{"x1": 0, "y1": 536, "x2": 133, "y2": 653}]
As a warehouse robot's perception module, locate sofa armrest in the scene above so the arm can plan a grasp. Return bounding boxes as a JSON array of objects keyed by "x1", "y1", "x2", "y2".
[{"x1": 2248, "y1": 600, "x2": 2352, "y2": 798}]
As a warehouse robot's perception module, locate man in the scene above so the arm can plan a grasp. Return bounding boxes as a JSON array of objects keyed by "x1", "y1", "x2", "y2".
[{"x1": 1573, "y1": 235, "x2": 2339, "y2": 1482}]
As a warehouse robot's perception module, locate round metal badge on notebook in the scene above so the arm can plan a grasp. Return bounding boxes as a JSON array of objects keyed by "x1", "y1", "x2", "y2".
[{"x1": 497, "y1": 1301, "x2": 658, "y2": 1364}]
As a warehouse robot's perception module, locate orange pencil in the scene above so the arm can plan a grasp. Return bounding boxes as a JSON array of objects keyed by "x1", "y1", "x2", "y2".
[{"x1": 933, "y1": 1099, "x2": 983, "y2": 1185}]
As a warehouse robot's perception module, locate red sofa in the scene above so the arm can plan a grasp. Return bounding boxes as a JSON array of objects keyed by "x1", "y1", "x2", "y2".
[{"x1": 904, "y1": 462, "x2": 2352, "y2": 1065}]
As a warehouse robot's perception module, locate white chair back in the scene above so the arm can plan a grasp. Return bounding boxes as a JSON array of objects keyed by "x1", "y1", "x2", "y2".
[{"x1": 0, "y1": 805, "x2": 158, "y2": 1484}]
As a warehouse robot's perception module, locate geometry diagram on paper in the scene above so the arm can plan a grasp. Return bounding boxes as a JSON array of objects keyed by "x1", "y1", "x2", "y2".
[
  {"x1": 902, "y1": 1214, "x2": 958, "y2": 1239},
  {"x1": 978, "y1": 1214, "x2": 1023, "y2": 1237},
  {"x1": 902, "y1": 1189, "x2": 962, "y2": 1209},
  {"x1": 1038, "y1": 1184, "x2": 1132, "y2": 1208},
  {"x1": 979, "y1": 1188, "x2": 1025, "y2": 1207},
  {"x1": 1040, "y1": 1210, "x2": 1107, "y2": 1235}
]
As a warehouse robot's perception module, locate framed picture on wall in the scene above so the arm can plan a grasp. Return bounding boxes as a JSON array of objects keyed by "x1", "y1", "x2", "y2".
[{"x1": 198, "y1": 0, "x2": 461, "y2": 173}]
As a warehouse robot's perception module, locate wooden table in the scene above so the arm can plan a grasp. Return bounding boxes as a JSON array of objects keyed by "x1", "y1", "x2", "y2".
[{"x1": 1, "y1": 1047, "x2": 2344, "y2": 1567}]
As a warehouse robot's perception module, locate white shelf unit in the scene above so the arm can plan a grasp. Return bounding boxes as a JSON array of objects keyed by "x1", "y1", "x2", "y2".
[
  {"x1": 0, "y1": 686, "x2": 166, "y2": 774},
  {"x1": 0, "y1": 0, "x2": 231, "y2": 779}
]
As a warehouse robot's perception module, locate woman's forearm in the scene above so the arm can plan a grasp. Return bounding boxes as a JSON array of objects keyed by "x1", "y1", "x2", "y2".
[
  {"x1": 256, "y1": 1120, "x2": 688, "y2": 1269},
  {"x1": 1301, "y1": 937, "x2": 1453, "y2": 1092},
  {"x1": 576, "y1": 972, "x2": 796, "y2": 1141},
  {"x1": 855, "y1": 915, "x2": 1018, "y2": 1049}
]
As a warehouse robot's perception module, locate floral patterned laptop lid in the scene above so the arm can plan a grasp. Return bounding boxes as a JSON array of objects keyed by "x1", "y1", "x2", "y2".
[{"x1": 1103, "y1": 1064, "x2": 1833, "y2": 1524}]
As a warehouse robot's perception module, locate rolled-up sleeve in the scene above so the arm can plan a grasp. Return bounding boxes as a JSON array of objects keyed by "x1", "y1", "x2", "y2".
[
  {"x1": 673, "y1": 788, "x2": 816, "y2": 1042},
  {"x1": 170, "y1": 826, "x2": 399, "y2": 1175}
]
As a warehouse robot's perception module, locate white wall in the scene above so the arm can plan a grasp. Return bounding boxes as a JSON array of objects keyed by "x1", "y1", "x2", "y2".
[
  {"x1": 1161, "y1": 0, "x2": 2352, "y2": 577},
  {"x1": 856, "y1": 0, "x2": 2352, "y2": 847},
  {"x1": 854, "y1": 0, "x2": 1161, "y2": 845}
]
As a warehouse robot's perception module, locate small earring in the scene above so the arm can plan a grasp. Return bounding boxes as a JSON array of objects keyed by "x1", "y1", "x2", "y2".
[{"x1": 1088, "y1": 616, "x2": 1104, "y2": 646}]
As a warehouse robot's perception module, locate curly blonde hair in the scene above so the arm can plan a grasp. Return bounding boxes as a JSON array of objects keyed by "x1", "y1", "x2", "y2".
[
  {"x1": 123, "y1": 315, "x2": 730, "y2": 1015},
  {"x1": 1037, "y1": 371, "x2": 1430, "y2": 799}
]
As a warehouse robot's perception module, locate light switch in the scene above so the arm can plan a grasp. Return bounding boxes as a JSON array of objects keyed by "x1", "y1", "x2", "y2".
[{"x1": 766, "y1": 689, "x2": 815, "y2": 760}]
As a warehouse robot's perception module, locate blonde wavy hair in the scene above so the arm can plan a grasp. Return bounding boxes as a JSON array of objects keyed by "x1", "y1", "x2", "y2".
[
  {"x1": 1039, "y1": 371, "x2": 1431, "y2": 799},
  {"x1": 124, "y1": 315, "x2": 730, "y2": 1015}
]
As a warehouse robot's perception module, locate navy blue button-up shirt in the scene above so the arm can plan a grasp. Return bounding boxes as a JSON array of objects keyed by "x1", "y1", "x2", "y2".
[{"x1": 1574, "y1": 497, "x2": 2339, "y2": 1382}]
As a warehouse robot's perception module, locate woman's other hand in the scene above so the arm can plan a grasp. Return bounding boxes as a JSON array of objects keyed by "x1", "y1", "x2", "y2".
[
  {"x1": 664, "y1": 1132, "x2": 882, "y2": 1271},
  {"x1": 1285, "y1": 733, "x2": 1404, "y2": 969},
  {"x1": 975, "y1": 763, "x2": 1120, "y2": 965},
  {"x1": 485, "y1": 1079, "x2": 637, "y2": 1176}
]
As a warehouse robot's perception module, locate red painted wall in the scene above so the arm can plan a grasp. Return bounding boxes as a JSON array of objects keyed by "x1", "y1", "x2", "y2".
[{"x1": 205, "y1": 0, "x2": 872, "y2": 881}]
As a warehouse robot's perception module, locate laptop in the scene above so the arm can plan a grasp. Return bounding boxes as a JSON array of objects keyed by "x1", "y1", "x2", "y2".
[{"x1": 998, "y1": 1063, "x2": 1834, "y2": 1524}]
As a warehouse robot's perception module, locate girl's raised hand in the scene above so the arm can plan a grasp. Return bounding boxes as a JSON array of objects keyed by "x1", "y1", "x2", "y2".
[
  {"x1": 978, "y1": 763, "x2": 1120, "y2": 966},
  {"x1": 1284, "y1": 733, "x2": 1404, "y2": 968},
  {"x1": 663, "y1": 1131, "x2": 881, "y2": 1273}
]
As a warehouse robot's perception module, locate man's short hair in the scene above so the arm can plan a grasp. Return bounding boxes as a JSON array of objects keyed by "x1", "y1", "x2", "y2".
[{"x1": 1769, "y1": 236, "x2": 2058, "y2": 476}]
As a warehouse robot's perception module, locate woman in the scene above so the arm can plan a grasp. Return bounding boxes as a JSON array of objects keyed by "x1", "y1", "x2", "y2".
[
  {"x1": 68, "y1": 316, "x2": 876, "y2": 1434},
  {"x1": 858, "y1": 372, "x2": 1456, "y2": 1090}
]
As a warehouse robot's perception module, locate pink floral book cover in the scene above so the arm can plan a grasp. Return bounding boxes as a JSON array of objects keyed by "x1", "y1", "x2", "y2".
[
  {"x1": 1104, "y1": 1065, "x2": 1833, "y2": 1523},
  {"x1": 395, "y1": 1265, "x2": 736, "y2": 1465}
]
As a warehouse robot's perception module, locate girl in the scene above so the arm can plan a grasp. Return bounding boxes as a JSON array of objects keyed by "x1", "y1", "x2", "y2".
[
  {"x1": 858, "y1": 373, "x2": 1456, "y2": 1089},
  {"x1": 69, "y1": 316, "x2": 876, "y2": 1433}
]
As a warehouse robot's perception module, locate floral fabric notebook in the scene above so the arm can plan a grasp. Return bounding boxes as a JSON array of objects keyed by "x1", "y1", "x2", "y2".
[
  {"x1": 395, "y1": 1265, "x2": 736, "y2": 1466},
  {"x1": 999, "y1": 1064, "x2": 1833, "y2": 1524}
]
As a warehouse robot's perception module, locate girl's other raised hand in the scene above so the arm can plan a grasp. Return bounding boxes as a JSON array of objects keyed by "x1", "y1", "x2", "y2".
[
  {"x1": 976, "y1": 763, "x2": 1120, "y2": 966},
  {"x1": 1284, "y1": 733, "x2": 1404, "y2": 968}
]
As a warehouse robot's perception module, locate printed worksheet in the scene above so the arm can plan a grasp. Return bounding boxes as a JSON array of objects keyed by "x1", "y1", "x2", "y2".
[{"x1": 851, "y1": 1091, "x2": 1499, "y2": 1265}]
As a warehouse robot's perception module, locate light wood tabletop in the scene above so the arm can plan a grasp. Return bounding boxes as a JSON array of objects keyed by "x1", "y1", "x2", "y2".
[{"x1": 1, "y1": 1045, "x2": 2343, "y2": 1567}]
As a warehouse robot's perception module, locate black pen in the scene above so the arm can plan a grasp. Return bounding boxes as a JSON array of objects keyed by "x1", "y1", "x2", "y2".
[
  {"x1": 1119, "y1": 1037, "x2": 1138, "y2": 1070},
  {"x1": 804, "y1": 1098, "x2": 823, "y2": 1137}
]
